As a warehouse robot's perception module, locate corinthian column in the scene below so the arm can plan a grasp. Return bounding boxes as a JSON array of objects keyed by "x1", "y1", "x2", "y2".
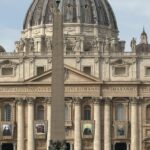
[
  {"x1": 104, "y1": 98, "x2": 111, "y2": 150},
  {"x1": 131, "y1": 97, "x2": 139, "y2": 150},
  {"x1": 74, "y1": 97, "x2": 81, "y2": 150},
  {"x1": 27, "y1": 98, "x2": 35, "y2": 150},
  {"x1": 46, "y1": 97, "x2": 52, "y2": 150},
  {"x1": 17, "y1": 98, "x2": 24, "y2": 150},
  {"x1": 93, "y1": 97, "x2": 101, "y2": 150}
]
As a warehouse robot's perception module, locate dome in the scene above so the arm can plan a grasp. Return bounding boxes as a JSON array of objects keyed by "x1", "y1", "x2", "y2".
[
  {"x1": 23, "y1": 0, "x2": 118, "y2": 30},
  {"x1": 0, "y1": 45, "x2": 6, "y2": 52}
]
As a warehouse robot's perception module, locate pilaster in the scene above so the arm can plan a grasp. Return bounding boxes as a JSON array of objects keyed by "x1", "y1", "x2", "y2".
[
  {"x1": 104, "y1": 97, "x2": 112, "y2": 150},
  {"x1": 74, "y1": 97, "x2": 82, "y2": 150}
]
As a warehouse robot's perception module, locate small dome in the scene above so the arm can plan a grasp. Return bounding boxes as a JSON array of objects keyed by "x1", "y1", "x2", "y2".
[
  {"x1": 23, "y1": 0, "x2": 118, "y2": 30},
  {"x1": 0, "y1": 45, "x2": 6, "y2": 52}
]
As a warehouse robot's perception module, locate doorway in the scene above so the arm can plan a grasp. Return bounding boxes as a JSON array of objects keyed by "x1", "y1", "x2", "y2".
[
  {"x1": 2, "y1": 143, "x2": 13, "y2": 150},
  {"x1": 115, "y1": 143, "x2": 127, "y2": 150},
  {"x1": 66, "y1": 143, "x2": 70, "y2": 150}
]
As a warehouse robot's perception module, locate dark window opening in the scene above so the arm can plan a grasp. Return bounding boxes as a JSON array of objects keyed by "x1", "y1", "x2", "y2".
[
  {"x1": 2, "y1": 68, "x2": 13, "y2": 76},
  {"x1": 36, "y1": 105, "x2": 44, "y2": 120},
  {"x1": 83, "y1": 66, "x2": 91, "y2": 75},
  {"x1": 37, "y1": 66, "x2": 44, "y2": 76},
  {"x1": 83, "y1": 105, "x2": 91, "y2": 120}
]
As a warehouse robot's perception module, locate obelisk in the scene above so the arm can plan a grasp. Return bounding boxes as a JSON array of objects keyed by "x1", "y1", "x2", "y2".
[{"x1": 51, "y1": 0, "x2": 65, "y2": 142}]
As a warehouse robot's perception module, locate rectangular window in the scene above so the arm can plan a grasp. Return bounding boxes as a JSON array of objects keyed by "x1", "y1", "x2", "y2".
[
  {"x1": 83, "y1": 66, "x2": 91, "y2": 75},
  {"x1": 145, "y1": 67, "x2": 150, "y2": 76},
  {"x1": 37, "y1": 66, "x2": 44, "y2": 76},
  {"x1": 114, "y1": 67, "x2": 126, "y2": 76},
  {"x1": 1, "y1": 68, "x2": 13, "y2": 76}
]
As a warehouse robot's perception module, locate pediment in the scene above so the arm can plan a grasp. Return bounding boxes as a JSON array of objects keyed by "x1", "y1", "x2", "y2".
[
  {"x1": 25, "y1": 65, "x2": 100, "y2": 84},
  {"x1": 0, "y1": 60, "x2": 18, "y2": 67},
  {"x1": 110, "y1": 58, "x2": 134, "y2": 65}
]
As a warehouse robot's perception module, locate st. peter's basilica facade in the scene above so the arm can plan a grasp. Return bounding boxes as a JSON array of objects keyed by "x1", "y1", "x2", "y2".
[{"x1": 0, "y1": 0, "x2": 150, "y2": 150}]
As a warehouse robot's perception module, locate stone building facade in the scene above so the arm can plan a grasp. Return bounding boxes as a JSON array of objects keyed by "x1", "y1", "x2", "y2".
[{"x1": 0, "y1": 0, "x2": 150, "y2": 150}]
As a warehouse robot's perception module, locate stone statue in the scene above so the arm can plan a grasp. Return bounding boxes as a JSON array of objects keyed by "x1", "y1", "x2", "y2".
[
  {"x1": 104, "y1": 38, "x2": 110, "y2": 52},
  {"x1": 130, "y1": 38, "x2": 136, "y2": 52},
  {"x1": 18, "y1": 38, "x2": 25, "y2": 52},
  {"x1": 92, "y1": 40, "x2": 98, "y2": 51},
  {"x1": 47, "y1": 37, "x2": 52, "y2": 52},
  {"x1": 111, "y1": 38, "x2": 118, "y2": 52},
  {"x1": 15, "y1": 41, "x2": 20, "y2": 53},
  {"x1": 74, "y1": 38, "x2": 81, "y2": 52},
  {"x1": 29, "y1": 38, "x2": 34, "y2": 52}
]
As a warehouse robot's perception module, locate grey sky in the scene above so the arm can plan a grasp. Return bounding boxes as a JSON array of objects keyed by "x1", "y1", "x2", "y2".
[{"x1": 0, "y1": 0, "x2": 149, "y2": 51}]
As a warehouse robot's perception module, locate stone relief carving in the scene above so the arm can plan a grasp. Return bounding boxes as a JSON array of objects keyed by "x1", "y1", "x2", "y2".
[{"x1": 110, "y1": 59, "x2": 133, "y2": 65}]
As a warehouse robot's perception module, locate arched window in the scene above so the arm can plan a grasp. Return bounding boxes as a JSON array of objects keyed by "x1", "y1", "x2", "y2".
[
  {"x1": 84, "y1": 105, "x2": 91, "y2": 120},
  {"x1": 3, "y1": 104, "x2": 11, "y2": 121},
  {"x1": 115, "y1": 103, "x2": 125, "y2": 121},
  {"x1": 36, "y1": 105, "x2": 44, "y2": 120},
  {"x1": 146, "y1": 105, "x2": 150, "y2": 122}
]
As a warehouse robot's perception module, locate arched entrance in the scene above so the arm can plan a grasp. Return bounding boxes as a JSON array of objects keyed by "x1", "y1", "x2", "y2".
[
  {"x1": 115, "y1": 143, "x2": 127, "y2": 150},
  {"x1": 2, "y1": 143, "x2": 13, "y2": 150}
]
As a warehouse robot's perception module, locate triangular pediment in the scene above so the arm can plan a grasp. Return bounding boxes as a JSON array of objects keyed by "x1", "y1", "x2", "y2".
[
  {"x1": 110, "y1": 58, "x2": 134, "y2": 65},
  {"x1": 25, "y1": 65, "x2": 100, "y2": 84},
  {"x1": 0, "y1": 60, "x2": 18, "y2": 67}
]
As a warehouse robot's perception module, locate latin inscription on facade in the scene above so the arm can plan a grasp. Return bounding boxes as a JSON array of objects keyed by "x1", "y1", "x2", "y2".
[
  {"x1": 102, "y1": 85, "x2": 137, "y2": 97},
  {"x1": 0, "y1": 85, "x2": 100, "y2": 97}
]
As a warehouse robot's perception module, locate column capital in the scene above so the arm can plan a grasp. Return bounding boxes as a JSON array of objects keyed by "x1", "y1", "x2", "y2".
[
  {"x1": 16, "y1": 97, "x2": 26, "y2": 105},
  {"x1": 73, "y1": 97, "x2": 82, "y2": 105},
  {"x1": 65, "y1": 97, "x2": 73, "y2": 103},
  {"x1": 93, "y1": 97, "x2": 102, "y2": 104},
  {"x1": 27, "y1": 97, "x2": 36, "y2": 104},
  {"x1": 130, "y1": 97, "x2": 140, "y2": 104},
  {"x1": 46, "y1": 97, "x2": 52, "y2": 104},
  {"x1": 103, "y1": 97, "x2": 112, "y2": 104}
]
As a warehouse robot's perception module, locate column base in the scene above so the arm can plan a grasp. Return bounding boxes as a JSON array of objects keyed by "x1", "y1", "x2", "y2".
[{"x1": 49, "y1": 140, "x2": 67, "y2": 150}]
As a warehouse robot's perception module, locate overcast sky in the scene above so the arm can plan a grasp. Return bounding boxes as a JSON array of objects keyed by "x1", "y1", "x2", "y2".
[{"x1": 0, "y1": 0, "x2": 149, "y2": 51}]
